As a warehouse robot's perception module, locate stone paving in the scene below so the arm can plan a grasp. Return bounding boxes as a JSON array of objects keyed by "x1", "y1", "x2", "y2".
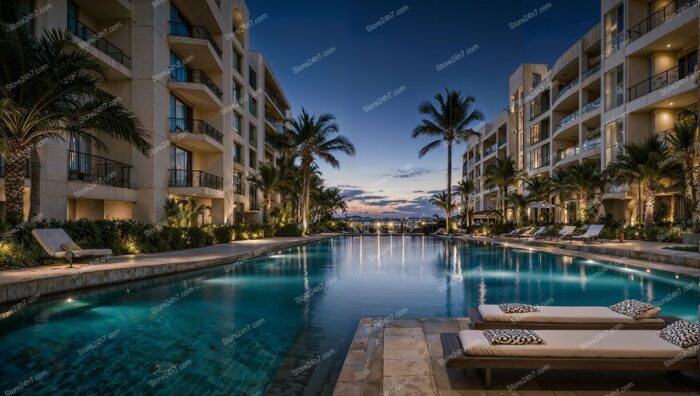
[{"x1": 334, "y1": 317, "x2": 700, "y2": 396}]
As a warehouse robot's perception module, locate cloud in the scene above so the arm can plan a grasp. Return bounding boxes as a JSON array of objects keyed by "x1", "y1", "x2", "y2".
[{"x1": 383, "y1": 167, "x2": 433, "y2": 179}]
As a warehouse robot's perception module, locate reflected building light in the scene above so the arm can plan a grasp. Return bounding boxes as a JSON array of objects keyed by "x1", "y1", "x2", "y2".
[
  {"x1": 479, "y1": 279, "x2": 487, "y2": 305},
  {"x1": 579, "y1": 265, "x2": 587, "y2": 291}
]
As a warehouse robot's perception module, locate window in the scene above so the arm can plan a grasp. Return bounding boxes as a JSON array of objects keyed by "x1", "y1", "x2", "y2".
[
  {"x1": 249, "y1": 124, "x2": 257, "y2": 147},
  {"x1": 233, "y1": 172, "x2": 243, "y2": 194},
  {"x1": 233, "y1": 47, "x2": 242, "y2": 74},
  {"x1": 527, "y1": 143, "x2": 550, "y2": 170},
  {"x1": 532, "y1": 73, "x2": 541, "y2": 88},
  {"x1": 169, "y1": 51, "x2": 190, "y2": 82},
  {"x1": 604, "y1": 4, "x2": 624, "y2": 54},
  {"x1": 66, "y1": 0, "x2": 78, "y2": 35},
  {"x1": 529, "y1": 119, "x2": 549, "y2": 145},
  {"x1": 232, "y1": 80, "x2": 241, "y2": 104},
  {"x1": 249, "y1": 66, "x2": 257, "y2": 90},
  {"x1": 249, "y1": 149, "x2": 257, "y2": 168},
  {"x1": 169, "y1": 94, "x2": 192, "y2": 132},
  {"x1": 1, "y1": 0, "x2": 34, "y2": 30},
  {"x1": 529, "y1": 90, "x2": 549, "y2": 120},
  {"x1": 249, "y1": 184, "x2": 259, "y2": 211},
  {"x1": 232, "y1": 113, "x2": 241, "y2": 134},
  {"x1": 679, "y1": 52, "x2": 698, "y2": 79},
  {"x1": 233, "y1": 143, "x2": 242, "y2": 164},
  {"x1": 170, "y1": 145, "x2": 192, "y2": 186},
  {"x1": 249, "y1": 97, "x2": 257, "y2": 117},
  {"x1": 68, "y1": 132, "x2": 91, "y2": 176},
  {"x1": 604, "y1": 120, "x2": 624, "y2": 166},
  {"x1": 605, "y1": 65, "x2": 624, "y2": 110},
  {"x1": 169, "y1": 3, "x2": 191, "y2": 36}
]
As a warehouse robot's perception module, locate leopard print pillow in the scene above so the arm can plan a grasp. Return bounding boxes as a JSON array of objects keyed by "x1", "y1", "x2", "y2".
[
  {"x1": 660, "y1": 320, "x2": 699, "y2": 348},
  {"x1": 483, "y1": 329, "x2": 544, "y2": 345},
  {"x1": 609, "y1": 299, "x2": 658, "y2": 319},
  {"x1": 498, "y1": 303, "x2": 539, "y2": 314}
]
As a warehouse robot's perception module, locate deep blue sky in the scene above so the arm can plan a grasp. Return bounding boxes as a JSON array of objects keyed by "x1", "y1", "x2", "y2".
[{"x1": 247, "y1": 0, "x2": 600, "y2": 218}]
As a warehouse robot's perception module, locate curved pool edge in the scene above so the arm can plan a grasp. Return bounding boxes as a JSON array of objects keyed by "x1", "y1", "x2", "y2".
[{"x1": 0, "y1": 234, "x2": 336, "y2": 307}]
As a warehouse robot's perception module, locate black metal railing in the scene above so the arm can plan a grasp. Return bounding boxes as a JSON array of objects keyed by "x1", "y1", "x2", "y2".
[
  {"x1": 67, "y1": 15, "x2": 131, "y2": 68},
  {"x1": 628, "y1": 64, "x2": 689, "y2": 101},
  {"x1": 67, "y1": 150, "x2": 132, "y2": 188},
  {"x1": 168, "y1": 118, "x2": 224, "y2": 144},
  {"x1": 168, "y1": 169, "x2": 223, "y2": 190},
  {"x1": 169, "y1": 68, "x2": 223, "y2": 100},
  {"x1": 628, "y1": 0, "x2": 698, "y2": 41},
  {"x1": 168, "y1": 21, "x2": 222, "y2": 57}
]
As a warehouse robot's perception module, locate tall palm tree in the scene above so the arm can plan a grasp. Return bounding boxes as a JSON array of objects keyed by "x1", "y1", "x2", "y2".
[
  {"x1": 430, "y1": 190, "x2": 454, "y2": 230},
  {"x1": 552, "y1": 160, "x2": 603, "y2": 223},
  {"x1": 667, "y1": 109, "x2": 698, "y2": 221},
  {"x1": 248, "y1": 161, "x2": 281, "y2": 224},
  {"x1": 412, "y1": 88, "x2": 484, "y2": 232},
  {"x1": 455, "y1": 178, "x2": 475, "y2": 226},
  {"x1": 523, "y1": 176, "x2": 553, "y2": 202},
  {"x1": 483, "y1": 157, "x2": 523, "y2": 221},
  {"x1": 0, "y1": 28, "x2": 151, "y2": 223},
  {"x1": 605, "y1": 136, "x2": 683, "y2": 229},
  {"x1": 283, "y1": 109, "x2": 355, "y2": 234}
]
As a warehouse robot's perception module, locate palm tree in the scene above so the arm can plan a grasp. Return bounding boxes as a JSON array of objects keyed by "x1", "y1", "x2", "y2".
[
  {"x1": 248, "y1": 161, "x2": 281, "y2": 224},
  {"x1": 667, "y1": 109, "x2": 698, "y2": 221},
  {"x1": 483, "y1": 157, "x2": 523, "y2": 220},
  {"x1": 412, "y1": 88, "x2": 484, "y2": 233},
  {"x1": 163, "y1": 198, "x2": 210, "y2": 228},
  {"x1": 0, "y1": 28, "x2": 151, "y2": 223},
  {"x1": 455, "y1": 179, "x2": 475, "y2": 226},
  {"x1": 523, "y1": 176, "x2": 553, "y2": 202},
  {"x1": 552, "y1": 160, "x2": 603, "y2": 224},
  {"x1": 605, "y1": 136, "x2": 683, "y2": 229},
  {"x1": 430, "y1": 190, "x2": 455, "y2": 230},
  {"x1": 283, "y1": 109, "x2": 355, "y2": 234},
  {"x1": 506, "y1": 192, "x2": 528, "y2": 226}
]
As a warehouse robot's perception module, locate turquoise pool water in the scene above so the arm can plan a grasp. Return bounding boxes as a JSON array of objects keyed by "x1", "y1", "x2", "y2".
[{"x1": 1, "y1": 236, "x2": 699, "y2": 394}]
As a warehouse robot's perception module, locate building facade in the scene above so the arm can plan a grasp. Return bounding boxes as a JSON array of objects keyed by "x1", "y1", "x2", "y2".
[
  {"x1": 0, "y1": 0, "x2": 291, "y2": 225},
  {"x1": 464, "y1": 0, "x2": 698, "y2": 225}
]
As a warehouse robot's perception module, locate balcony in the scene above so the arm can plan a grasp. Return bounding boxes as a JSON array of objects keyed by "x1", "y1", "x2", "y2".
[
  {"x1": 581, "y1": 97, "x2": 601, "y2": 116},
  {"x1": 498, "y1": 137, "x2": 507, "y2": 147},
  {"x1": 67, "y1": 15, "x2": 131, "y2": 79},
  {"x1": 168, "y1": 169, "x2": 224, "y2": 198},
  {"x1": 556, "y1": 146, "x2": 580, "y2": 164},
  {"x1": 556, "y1": 111, "x2": 579, "y2": 131},
  {"x1": 168, "y1": 69, "x2": 223, "y2": 110},
  {"x1": 483, "y1": 142, "x2": 498, "y2": 157},
  {"x1": 67, "y1": 150, "x2": 132, "y2": 188},
  {"x1": 581, "y1": 64, "x2": 601, "y2": 81},
  {"x1": 628, "y1": 0, "x2": 698, "y2": 41},
  {"x1": 554, "y1": 78, "x2": 579, "y2": 102},
  {"x1": 628, "y1": 64, "x2": 690, "y2": 102},
  {"x1": 169, "y1": 118, "x2": 224, "y2": 152},
  {"x1": 582, "y1": 137, "x2": 602, "y2": 152},
  {"x1": 168, "y1": 21, "x2": 222, "y2": 72}
]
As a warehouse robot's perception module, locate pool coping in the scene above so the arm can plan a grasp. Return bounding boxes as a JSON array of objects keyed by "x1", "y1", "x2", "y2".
[
  {"x1": 452, "y1": 235, "x2": 700, "y2": 278},
  {"x1": 0, "y1": 234, "x2": 335, "y2": 307}
]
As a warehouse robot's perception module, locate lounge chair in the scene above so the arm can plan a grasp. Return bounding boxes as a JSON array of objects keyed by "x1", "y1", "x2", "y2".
[
  {"x1": 531, "y1": 226, "x2": 547, "y2": 239},
  {"x1": 512, "y1": 227, "x2": 534, "y2": 239},
  {"x1": 441, "y1": 306, "x2": 699, "y2": 388},
  {"x1": 432, "y1": 228, "x2": 446, "y2": 235},
  {"x1": 468, "y1": 304, "x2": 678, "y2": 330},
  {"x1": 32, "y1": 228, "x2": 112, "y2": 268},
  {"x1": 500, "y1": 228, "x2": 521, "y2": 238},
  {"x1": 571, "y1": 224, "x2": 604, "y2": 243},
  {"x1": 553, "y1": 225, "x2": 576, "y2": 241}
]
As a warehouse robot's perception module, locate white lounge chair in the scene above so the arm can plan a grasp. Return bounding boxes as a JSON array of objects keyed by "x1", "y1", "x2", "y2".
[
  {"x1": 531, "y1": 226, "x2": 547, "y2": 239},
  {"x1": 554, "y1": 225, "x2": 576, "y2": 241},
  {"x1": 512, "y1": 227, "x2": 534, "y2": 239},
  {"x1": 570, "y1": 224, "x2": 604, "y2": 243},
  {"x1": 500, "y1": 228, "x2": 521, "y2": 238},
  {"x1": 32, "y1": 229, "x2": 112, "y2": 267}
]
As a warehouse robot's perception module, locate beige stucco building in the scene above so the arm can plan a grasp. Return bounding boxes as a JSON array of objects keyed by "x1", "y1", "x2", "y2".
[
  {"x1": 464, "y1": 0, "x2": 698, "y2": 225},
  {"x1": 1, "y1": 0, "x2": 291, "y2": 225}
]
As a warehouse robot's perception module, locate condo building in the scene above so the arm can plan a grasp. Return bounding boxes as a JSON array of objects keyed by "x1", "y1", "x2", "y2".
[
  {"x1": 0, "y1": 0, "x2": 291, "y2": 225},
  {"x1": 464, "y1": 0, "x2": 698, "y2": 225}
]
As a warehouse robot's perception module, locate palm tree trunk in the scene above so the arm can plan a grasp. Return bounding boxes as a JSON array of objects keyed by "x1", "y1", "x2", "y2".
[
  {"x1": 5, "y1": 155, "x2": 27, "y2": 224},
  {"x1": 577, "y1": 192, "x2": 587, "y2": 223},
  {"x1": 644, "y1": 189, "x2": 655, "y2": 229},
  {"x1": 446, "y1": 141, "x2": 452, "y2": 233},
  {"x1": 685, "y1": 155, "x2": 695, "y2": 220},
  {"x1": 301, "y1": 164, "x2": 311, "y2": 234},
  {"x1": 29, "y1": 150, "x2": 41, "y2": 219}
]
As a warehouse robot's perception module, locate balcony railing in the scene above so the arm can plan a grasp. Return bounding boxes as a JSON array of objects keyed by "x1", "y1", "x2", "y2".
[
  {"x1": 67, "y1": 15, "x2": 131, "y2": 68},
  {"x1": 168, "y1": 169, "x2": 223, "y2": 190},
  {"x1": 67, "y1": 150, "x2": 132, "y2": 188},
  {"x1": 498, "y1": 137, "x2": 507, "y2": 147},
  {"x1": 606, "y1": 31, "x2": 626, "y2": 54},
  {"x1": 582, "y1": 137, "x2": 601, "y2": 151},
  {"x1": 557, "y1": 146, "x2": 580, "y2": 163},
  {"x1": 581, "y1": 97, "x2": 601, "y2": 115},
  {"x1": 628, "y1": 0, "x2": 699, "y2": 41},
  {"x1": 628, "y1": 64, "x2": 691, "y2": 102},
  {"x1": 554, "y1": 78, "x2": 579, "y2": 102},
  {"x1": 170, "y1": 69, "x2": 223, "y2": 100},
  {"x1": 530, "y1": 102, "x2": 550, "y2": 121},
  {"x1": 483, "y1": 142, "x2": 498, "y2": 157},
  {"x1": 168, "y1": 21, "x2": 222, "y2": 57},
  {"x1": 582, "y1": 64, "x2": 601, "y2": 80},
  {"x1": 169, "y1": 118, "x2": 223, "y2": 144},
  {"x1": 556, "y1": 111, "x2": 579, "y2": 130}
]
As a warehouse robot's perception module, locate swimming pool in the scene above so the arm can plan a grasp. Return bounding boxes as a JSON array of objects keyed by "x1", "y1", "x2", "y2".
[{"x1": 1, "y1": 236, "x2": 698, "y2": 394}]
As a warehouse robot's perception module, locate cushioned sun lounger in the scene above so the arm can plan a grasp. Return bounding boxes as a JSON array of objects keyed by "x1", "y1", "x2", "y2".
[
  {"x1": 469, "y1": 305, "x2": 678, "y2": 330},
  {"x1": 441, "y1": 307, "x2": 700, "y2": 388},
  {"x1": 554, "y1": 225, "x2": 576, "y2": 241},
  {"x1": 511, "y1": 227, "x2": 534, "y2": 239},
  {"x1": 570, "y1": 224, "x2": 604, "y2": 243},
  {"x1": 32, "y1": 228, "x2": 112, "y2": 267},
  {"x1": 531, "y1": 226, "x2": 547, "y2": 239},
  {"x1": 500, "y1": 228, "x2": 521, "y2": 238}
]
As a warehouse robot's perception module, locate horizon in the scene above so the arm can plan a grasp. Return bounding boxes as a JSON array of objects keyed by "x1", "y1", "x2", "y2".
[{"x1": 248, "y1": 0, "x2": 600, "y2": 218}]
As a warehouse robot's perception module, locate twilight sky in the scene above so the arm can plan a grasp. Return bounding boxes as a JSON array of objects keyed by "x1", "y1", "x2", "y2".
[{"x1": 247, "y1": 0, "x2": 600, "y2": 218}]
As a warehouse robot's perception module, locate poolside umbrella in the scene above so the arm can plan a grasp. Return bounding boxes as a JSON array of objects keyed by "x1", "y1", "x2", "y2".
[{"x1": 527, "y1": 201, "x2": 558, "y2": 209}]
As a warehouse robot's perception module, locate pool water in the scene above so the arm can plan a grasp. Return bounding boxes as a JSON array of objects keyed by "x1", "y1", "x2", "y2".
[{"x1": 1, "y1": 236, "x2": 699, "y2": 395}]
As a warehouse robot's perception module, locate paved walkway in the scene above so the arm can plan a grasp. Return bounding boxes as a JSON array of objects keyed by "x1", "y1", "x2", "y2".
[
  {"x1": 335, "y1": 317, "x2": 700, "y2": 395},
  {"x1": 0, "y1": 234, "x2": 333, "y2": 305}
]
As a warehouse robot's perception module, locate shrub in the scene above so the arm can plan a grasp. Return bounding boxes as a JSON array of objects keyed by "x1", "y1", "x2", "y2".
[
  {"x1": 276, "y1": 223, "x2": 303, "y2": 237},
  {"x1": 207, "y1": 224, "x2": 235, "y2": 244},
  {"x1": 186, "y1": 227, "x2": 213, "y2": 248}
]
